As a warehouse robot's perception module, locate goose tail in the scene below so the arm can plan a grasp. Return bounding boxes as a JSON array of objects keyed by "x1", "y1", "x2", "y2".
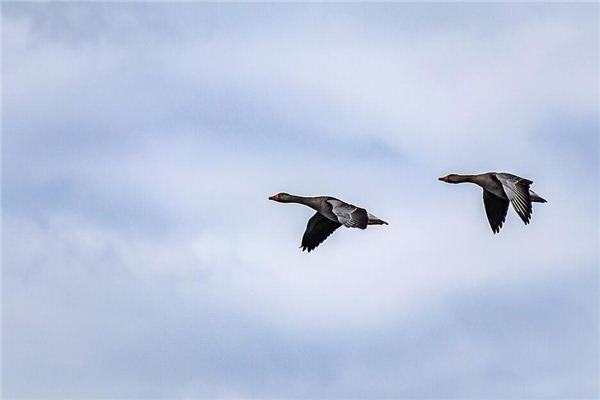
[{"x1": 367, "y1": 213, "x2": 388, "y2": 225}]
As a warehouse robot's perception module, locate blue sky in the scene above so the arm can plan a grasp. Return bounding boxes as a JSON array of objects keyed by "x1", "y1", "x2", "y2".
[{"x1": 2, "y1": 3, "x2": 598, "y2": 398}]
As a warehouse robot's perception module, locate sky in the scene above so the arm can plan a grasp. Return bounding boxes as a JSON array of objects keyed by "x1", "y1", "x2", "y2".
[{"x1": 2, "y1": 2, "x2": 599, "y2": 398}]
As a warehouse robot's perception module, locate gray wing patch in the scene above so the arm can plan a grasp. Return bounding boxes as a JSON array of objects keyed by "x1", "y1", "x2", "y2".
[
  {"x1": 327, "y1": 199, "x2": 368, "y2": 229},
  {"x1": 494, "y1": 173, "x2": 533, "y2": 224}
]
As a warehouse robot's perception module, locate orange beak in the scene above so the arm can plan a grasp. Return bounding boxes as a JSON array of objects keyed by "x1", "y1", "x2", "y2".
[
  {"x1": 439, "y1": 176, "x2": 449, "y2": 182},
  {"x1": 268, "y1": 194, "x2": 279, "y2": 201}
]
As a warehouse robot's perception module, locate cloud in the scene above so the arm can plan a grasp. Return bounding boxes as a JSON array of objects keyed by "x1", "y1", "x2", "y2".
[
  {"x1": 2, "y1": 2, "x2": 598, "y2": 398},
  {"x1": 5, "y1": 3, "x2": 597, "y2": 157},
  {"x1": 4, "y1": 213, "x2": 597, "y2": 397}
]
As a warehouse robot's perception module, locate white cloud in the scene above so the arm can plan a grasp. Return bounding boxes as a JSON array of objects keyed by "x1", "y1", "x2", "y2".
[
  {"x1": 2, "y1": 3, "x2": 598, "y2": 398},
  {"x1": 5, "y1": 4, "x2": 596, "y2": 159}
]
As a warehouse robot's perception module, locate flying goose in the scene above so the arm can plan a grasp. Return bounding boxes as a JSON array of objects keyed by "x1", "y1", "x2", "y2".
[
  {"x1": 268, "y1": 193, "x2": 388, "y2": 252},
  {"x1": 439, "y1": 172, "x2": 547, "y2": 233}
]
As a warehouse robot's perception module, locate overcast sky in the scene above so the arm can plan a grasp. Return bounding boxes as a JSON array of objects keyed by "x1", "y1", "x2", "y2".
[{"x1": 2, "y1": 2, "x2": 598, "y2": 398}]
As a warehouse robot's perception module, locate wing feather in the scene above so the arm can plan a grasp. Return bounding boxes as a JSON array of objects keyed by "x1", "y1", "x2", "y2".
[
  {"x1": 483, "y1": 190, "x2": 509, "y2": 234},
  {"x1": 301, "y1": 212, "x2": 342, "y2": 252},
  {"x1": 327, "y1": 199, "x2": 368, "y2": 229},
  {"x1": 494, "y1": 173, "x2": 533, "y2": 224}
]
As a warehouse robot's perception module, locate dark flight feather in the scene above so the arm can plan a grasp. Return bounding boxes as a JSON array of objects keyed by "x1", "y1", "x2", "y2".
[{"x1": 301, "y1": 212, "x2": 342, "y2": 252}]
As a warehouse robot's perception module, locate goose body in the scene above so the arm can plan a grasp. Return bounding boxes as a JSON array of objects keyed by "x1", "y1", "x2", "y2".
[
  {"x1": 268, "y1": 193, "x2": 388, "y2": 252},
  {"x1": 439, "y1": 172, "x2": 547, "y2": 233}
]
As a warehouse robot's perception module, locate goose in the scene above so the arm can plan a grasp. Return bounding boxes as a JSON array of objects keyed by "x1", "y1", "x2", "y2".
[
  {"x1": 268, "y1": 193, "x2": 388, "y2": 252},
  {"x1": 438, "y1": 173, "x2": 547, "y2": 233}
]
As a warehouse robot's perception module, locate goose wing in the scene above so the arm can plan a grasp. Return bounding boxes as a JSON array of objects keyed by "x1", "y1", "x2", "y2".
[
  {"x1": 483, "y1": 190, "x2": 509, "y2": 233},
  {"x1": 327, "y1": 199, "x2": 368, "y2": 229},
  {"x1": 494, "y1": 173, "x2": 533, "y2": 224},
  {"x1": 301, "y1": 212, "x2": 342, "y2": 252}
]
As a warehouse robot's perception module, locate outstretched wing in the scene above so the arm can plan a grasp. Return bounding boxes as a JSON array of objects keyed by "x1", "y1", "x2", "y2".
[
  {"x1": 301, "y1": 212, "x2": 342, "y2": 252},
  {"x1": 483, "y1": 190, "x2": 509, "y2": 234},
  {"x1": 494, "y1": 173, "x2": 533, "y2": 224},
  {"x1": 327, "y1": 199, "x2": 368, "y2": 229}
]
